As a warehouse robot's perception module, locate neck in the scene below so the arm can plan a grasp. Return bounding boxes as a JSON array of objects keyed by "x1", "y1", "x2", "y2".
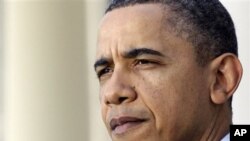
[{"x1": 200, "y1": 104, "x2": 231, "y2": 141}]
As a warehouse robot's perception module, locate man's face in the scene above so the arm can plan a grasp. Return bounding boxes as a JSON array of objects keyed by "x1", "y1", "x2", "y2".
[{"x1": 95, "y1": 4, "x2": 213, "y2": 141}]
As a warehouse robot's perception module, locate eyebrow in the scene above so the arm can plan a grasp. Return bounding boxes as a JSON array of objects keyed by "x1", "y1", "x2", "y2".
[
  {"x1": 124, "y1": 48, "x2": 164, "y2": 58},
  {"x1": 94, "y1": 58, "x2": 110, "y2": 71},
  {"x1": 94, "y1": 48, "x2": 164, "y2": 70}
]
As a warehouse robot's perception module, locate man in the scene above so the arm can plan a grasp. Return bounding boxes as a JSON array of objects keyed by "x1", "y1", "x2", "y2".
[{"x1": 94, "y1": 0, "x2": 243, "y2": 141}]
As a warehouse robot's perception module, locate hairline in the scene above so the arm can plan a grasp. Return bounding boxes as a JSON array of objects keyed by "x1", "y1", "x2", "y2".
[{"x1": 105, "y1": 2, "x2": 210, "y2": 67}]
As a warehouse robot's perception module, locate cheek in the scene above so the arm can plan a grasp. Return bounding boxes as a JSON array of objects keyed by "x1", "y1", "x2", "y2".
[
  {"x1": 135, "y1": 74, "x2": 182, "y2": 137},
  {"x1": 100, "y1": 103, "x2": 107, "y2": 122},
  {"x1": 136, "y1": 69, "x2": 207, "y2": 130},
  {"x1": 99, "y1": 88, "x2": 108, "y2": 124},
  {"x1": 136, "y1": 73, "x2": 176, "y2": 116},
  {"x1": 138, "y1": 72, "x2": 179, "y2": 106}
]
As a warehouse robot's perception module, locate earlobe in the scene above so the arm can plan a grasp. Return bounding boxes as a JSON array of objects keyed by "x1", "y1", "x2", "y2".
[{"x1": 210, "y1": 53, "x2": 243, "y2": 105}]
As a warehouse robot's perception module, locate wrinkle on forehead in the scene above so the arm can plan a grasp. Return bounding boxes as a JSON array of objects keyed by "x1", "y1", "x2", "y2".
[{"x1": 96, "y1": 3, "x2": 165, "y2": 60}]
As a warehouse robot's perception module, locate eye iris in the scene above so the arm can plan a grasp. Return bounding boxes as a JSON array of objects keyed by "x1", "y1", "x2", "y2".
[
  {"x1": 104, "y1": 68, "x2": 112, "y2": 73},
  {"x1": 97, "y1": 67, "x2": 113, "y2": 79}
]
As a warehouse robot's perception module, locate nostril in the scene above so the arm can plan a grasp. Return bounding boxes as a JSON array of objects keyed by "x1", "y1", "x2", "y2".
[
  {"x1": 118, "y1": 97, "x2": 128, "y2": 103},
  {"x1": 105, "y1": 97, "x2": 128, "y2": 105},
  {"x1": 105, "y1": 101, "x2": 110, "y2": 105}
]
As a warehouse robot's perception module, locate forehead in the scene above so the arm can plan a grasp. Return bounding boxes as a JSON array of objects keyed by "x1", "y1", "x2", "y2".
[
  {"x1": 96, "y1": 4, "x2": 165, "y2": 57},
  {"x1": 100, "y1": 3, "x2": 164, "y2": 31}
]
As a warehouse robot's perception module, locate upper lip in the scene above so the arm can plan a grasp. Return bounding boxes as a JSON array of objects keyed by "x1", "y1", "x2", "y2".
[{"x1": 110, "y1": 116, "x2": 146, "y2": 130}]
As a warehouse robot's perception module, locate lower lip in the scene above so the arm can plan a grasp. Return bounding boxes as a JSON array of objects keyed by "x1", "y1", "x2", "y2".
[{"x1": 113, "y1": 121, "x2": 145, "y2": 135}]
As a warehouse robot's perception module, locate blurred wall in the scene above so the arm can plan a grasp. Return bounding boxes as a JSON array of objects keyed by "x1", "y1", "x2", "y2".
[
  {"x1": 0, "y1": 0, "x2": 249, "y2": 141},
  {"x1": 1, "y1": 0, "x2": 4, "y2": 140},
  {"x1": 85, "y1": 1, "x2": 111, "y2": 141},
  {"x1": 220, "y1": 0, "x2": 250, "y2": 124},
  {"x1": 2, "y1": 0, "x2": 111, "y2": 141},
  {"x1": 2, "y1": 0, "x2": 107, "y2": 141}
]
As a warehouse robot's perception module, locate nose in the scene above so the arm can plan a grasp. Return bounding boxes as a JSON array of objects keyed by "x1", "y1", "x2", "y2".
[{"x1": 101, "y1": 70, "x2": 137, "y2": 105}]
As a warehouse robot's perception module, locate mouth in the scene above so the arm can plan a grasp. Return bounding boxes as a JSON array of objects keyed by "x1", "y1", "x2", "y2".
[{"x1": 110, "y1": 116, "x2": 147, "y2": 135}]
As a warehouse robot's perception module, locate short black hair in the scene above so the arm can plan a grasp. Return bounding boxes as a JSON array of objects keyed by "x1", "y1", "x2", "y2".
[
  {"x1": 105, "y1": 0, "x2": 238, "y2": 66},
  {"x1": 105, "y1": 0, "x2": 237, "y2": 107}
]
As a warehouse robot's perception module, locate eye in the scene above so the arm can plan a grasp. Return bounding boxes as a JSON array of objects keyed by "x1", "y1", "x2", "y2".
[
  {"x1": 97, "y1": 67, "x2": 113, "y2": 79},
  {"x1": 135, "y1": 59, "x2": 158, "y2": 66},
  {"x1": 133, "y1": 59, "x2": 161, "y2": 70},
  {"x1": 136, "y1": 59, "x2": 153, "y2": 65}
]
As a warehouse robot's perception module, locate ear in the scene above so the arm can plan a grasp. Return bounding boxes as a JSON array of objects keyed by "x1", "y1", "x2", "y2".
[{"x1": 209, "y1": 53, "x2": 243, "y2": 104}]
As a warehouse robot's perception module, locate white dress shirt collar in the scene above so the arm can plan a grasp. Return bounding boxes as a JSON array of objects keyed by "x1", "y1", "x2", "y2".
[{"x1": 221, "y1": 133, "x2": 229, "y2": 141}]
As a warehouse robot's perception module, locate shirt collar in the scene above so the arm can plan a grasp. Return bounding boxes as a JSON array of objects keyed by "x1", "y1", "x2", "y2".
[{"x1": 221, "y1": 133, "x2": 229, "y2": 141}]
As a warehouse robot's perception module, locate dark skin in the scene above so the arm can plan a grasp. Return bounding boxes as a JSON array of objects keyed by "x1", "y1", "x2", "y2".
[{"x1": 95, "y1": 4, "x2": 242, "y2": 141}]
